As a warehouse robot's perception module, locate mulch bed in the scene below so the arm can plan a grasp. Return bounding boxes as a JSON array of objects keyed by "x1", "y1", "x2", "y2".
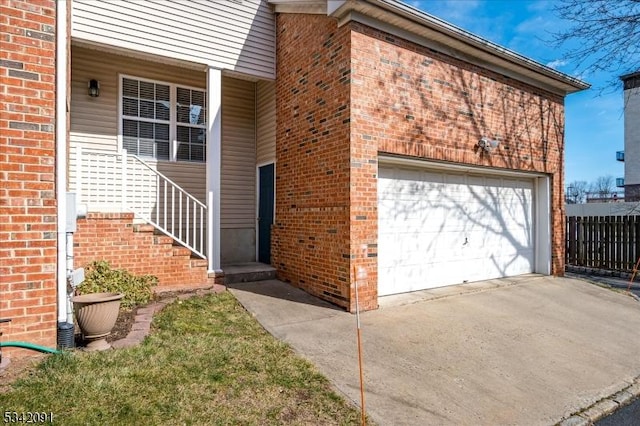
[{"x1": 106, "y1": 308, "x2": 137, "y2": 343}]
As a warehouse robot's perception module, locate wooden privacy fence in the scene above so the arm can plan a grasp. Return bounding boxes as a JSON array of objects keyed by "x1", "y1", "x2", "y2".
[{"x1": 566, "y1": 215, "x2": 640, "y2": 272}]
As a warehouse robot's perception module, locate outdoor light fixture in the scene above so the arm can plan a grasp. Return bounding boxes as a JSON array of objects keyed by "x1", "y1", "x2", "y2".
[
  {"x1": 88, "y1": 79, "x2": 100, "y2": 97},
  {"x1": 478, "y1": 137, "x2": 499, "y2": 153}
]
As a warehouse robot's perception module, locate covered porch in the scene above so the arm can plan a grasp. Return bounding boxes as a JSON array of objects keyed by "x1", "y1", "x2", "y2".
[{"x1": 68, "y1": 44, "x2": 276, "y2": 281}]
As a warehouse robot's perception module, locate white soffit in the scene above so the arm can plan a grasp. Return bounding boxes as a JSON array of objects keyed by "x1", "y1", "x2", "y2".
[
  {"x1": 72, "y1": 40, "x2": 208, "y2": 72},
  {"x1": 269, "y1": 0, "x2": 327, "y2": 14}
]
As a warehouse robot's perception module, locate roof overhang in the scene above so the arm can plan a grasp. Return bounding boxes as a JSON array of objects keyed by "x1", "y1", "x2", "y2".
[
  {"x1": 620, "y1": 71, "x2": 640, "y2": 81},
  {"x1": 270, "y1": 0, "x2": 590, "y2": 96},
  {"x1": 620, "y1": 71, "x2": 640, "y2": 90}
]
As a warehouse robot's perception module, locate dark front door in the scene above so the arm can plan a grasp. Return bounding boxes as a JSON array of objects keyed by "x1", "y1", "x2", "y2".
[{"x1": 258, "y1": 163, "x2": 275, "y2": 264}]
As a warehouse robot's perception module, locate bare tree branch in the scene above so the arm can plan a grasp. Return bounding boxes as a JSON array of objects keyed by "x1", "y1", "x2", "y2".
[
  {"x1": 566, "y1": 180, "x2": 589, "y2": 203},
  {"x1": 551, "y1": 0, "x2": 640, "y2": 92},
  {"x1": 589, "y1": 175, "x2": 615, "y2": 198}
]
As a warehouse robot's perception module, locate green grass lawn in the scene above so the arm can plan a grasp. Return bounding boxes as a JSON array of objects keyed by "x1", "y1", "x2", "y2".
[{"x1": 0, "y1": 293, "x2": 365, "y2": 425}]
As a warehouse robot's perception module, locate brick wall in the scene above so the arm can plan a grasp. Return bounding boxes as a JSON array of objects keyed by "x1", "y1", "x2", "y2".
[
  {"x1": 275, "y1": 14, "x2": 567, "y2": 312},
  {"x1": 0, "y1": 0, "x2": 58, "y2": 349},
  {"x1": 350, "y1": 23, "x2": 566, "y2": 287},
  {"x1": 74, "y1": 213, "x2": 209, "y2": 290},
  {"x1": 272, "y1": 14, "x2": 354, "y2": 309}
]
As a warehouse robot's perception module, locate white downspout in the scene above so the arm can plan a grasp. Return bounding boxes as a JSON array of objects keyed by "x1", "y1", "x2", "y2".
[
  {"x1": 206, "y1": 67, "x2": 222, "y2": 273},
  {"x1": 56, "y1": 0, "x2": 68, "y2": 323}
]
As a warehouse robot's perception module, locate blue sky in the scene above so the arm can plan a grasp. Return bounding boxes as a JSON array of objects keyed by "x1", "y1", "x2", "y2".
[{"x1": 409, "y1": 0, "x2": 626, "y2": 187}]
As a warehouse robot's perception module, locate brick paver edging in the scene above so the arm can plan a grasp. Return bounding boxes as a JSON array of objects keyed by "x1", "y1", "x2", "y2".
[{"x1": 110, "y1": 284, "x2": 226, "y2": 350}]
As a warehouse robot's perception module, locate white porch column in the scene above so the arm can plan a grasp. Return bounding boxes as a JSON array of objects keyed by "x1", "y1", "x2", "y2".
[{"x1": 206, "y1": 67, "x2": 222, "y2": 273}]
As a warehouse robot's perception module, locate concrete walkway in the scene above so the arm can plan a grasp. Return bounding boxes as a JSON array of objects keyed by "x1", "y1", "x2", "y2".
[{"x1": 229, "y1": 275, "x2": 640, "y2": 426}]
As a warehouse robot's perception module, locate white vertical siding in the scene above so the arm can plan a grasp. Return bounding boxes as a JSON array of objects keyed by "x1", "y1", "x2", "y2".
[
  {"x1": 221, "y1": 77, "x2": 257, "y2": 229},
  {"x1": 71, "y1": 0, "x2": 275, "y2": 80},
  {"x1": 256, "y1": 80, "x2": 276, "y2": 165}
]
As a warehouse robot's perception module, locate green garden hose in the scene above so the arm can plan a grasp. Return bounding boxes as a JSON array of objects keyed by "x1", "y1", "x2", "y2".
[{"x1": 0, "y1": 341, "x2": 61, "y2": 354}]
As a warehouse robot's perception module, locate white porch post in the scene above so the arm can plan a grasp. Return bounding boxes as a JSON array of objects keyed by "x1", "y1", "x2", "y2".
[{"x1": 206, "y1": 67, "x2": 222, "y2": 273}]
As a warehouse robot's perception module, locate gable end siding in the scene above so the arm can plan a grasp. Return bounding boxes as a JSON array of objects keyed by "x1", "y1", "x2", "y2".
[{"x1": 71, "y1": 0, "x2": 276, "y2": 79}]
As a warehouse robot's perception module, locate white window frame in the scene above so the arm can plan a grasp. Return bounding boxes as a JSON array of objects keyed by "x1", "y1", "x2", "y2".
[{"x1": 118, "y1": 73, "x2": 207, "y2": 163}]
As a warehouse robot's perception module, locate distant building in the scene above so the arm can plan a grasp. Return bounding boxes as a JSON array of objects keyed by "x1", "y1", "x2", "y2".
[
  {"x1": 585, "y1": 192, "x2": 625, "y2": 203},
  {"x1": 620, "y1": 72, "x2": 640, "y2": 201}
]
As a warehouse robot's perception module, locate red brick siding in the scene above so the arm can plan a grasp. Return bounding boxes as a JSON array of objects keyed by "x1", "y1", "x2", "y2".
[
  {"x1": 275, "y1": 15, "x2": 568, "y2": 312},
  {"x1": 0, "y1": 0, "x2": 58, "y2": 350},
  {"x1": 350, "y1": 24, "x2": 566, "y2": 297},
  {"x1": 74, "y1": 213, "x2": 208, "y2": 289},
  {"x1": 272, "y1": 14, "x2": 353, "y2": 309}
]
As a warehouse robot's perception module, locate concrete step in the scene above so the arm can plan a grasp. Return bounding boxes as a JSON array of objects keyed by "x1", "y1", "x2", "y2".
[{"x1": 222, "y1": 262, "x2": 276, "y2": 285}]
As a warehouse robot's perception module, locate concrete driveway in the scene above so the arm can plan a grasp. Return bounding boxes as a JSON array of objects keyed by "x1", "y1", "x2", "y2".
[{"x1": 229, "y1": 275, "x2": 640, "y2": 425}]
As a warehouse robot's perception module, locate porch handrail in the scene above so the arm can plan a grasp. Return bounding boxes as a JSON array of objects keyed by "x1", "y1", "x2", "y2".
[{"x1": 75, "y1": 147, "x2": 207, "y2": 259}]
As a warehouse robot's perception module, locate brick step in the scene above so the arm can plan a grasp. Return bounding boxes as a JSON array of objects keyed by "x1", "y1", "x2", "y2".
[
  {"x1": 131, "y1": 224, "x2": 187, "y2": 248},
  {"x1": 76, "y1": 213, "x2": 209, "y2": 293},
  {"x1": 133, "y1": 223, "x2": 155, "y2": 233},
  {"x1": 222, "y1": 262, "x2": 276, "y2": 285},
  {"x1": 133, "y1": 224, "x2": 199, "y2": 256},
  {"x1": 190, "y1": 258, "x2": 208, "y2": 268},
  {"x1": 172, "y1": 245, "x2": 192, "y2": 257},
  {"x1": 151, "y1": 235, "x2": 172, "y2": 245}
]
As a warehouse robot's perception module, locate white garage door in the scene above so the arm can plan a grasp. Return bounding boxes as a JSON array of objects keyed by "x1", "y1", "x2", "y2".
[{"x1": 378, "y1": 166, "x2": 535, "y2": 296}]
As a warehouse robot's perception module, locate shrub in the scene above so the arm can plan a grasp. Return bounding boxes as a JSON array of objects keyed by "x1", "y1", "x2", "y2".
[{"x1": 77, "y1": 261, "x2": 158, "y2": 309}]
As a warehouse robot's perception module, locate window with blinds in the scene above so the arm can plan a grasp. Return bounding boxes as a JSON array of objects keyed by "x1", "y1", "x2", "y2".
[
  {"x1": 120, "y1": 75, "x2": 206, "y2": 162},
  {"x1": 176, "y1": 87, "x2": 206, "y2": 162}
]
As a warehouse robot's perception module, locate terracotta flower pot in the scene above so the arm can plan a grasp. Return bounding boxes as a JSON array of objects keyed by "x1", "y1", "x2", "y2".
[{"x1": 72, "y1": 292, "x2": 124, "y2": 351}]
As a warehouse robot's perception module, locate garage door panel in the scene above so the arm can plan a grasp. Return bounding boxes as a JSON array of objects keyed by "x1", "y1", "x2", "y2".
[
  {"x1": 492, "y1": 252, "x2": 533, "y2": 276},
  {"x1": 425, "y1": 237, "x2": 458, "y2": 263},
  {"x1": 464, "y1": 253, "x2": 531, "y2": 283},
  {"x1": 378, "y1": 166, "x2": 536, "y2": 296},
  {"x1": 382, "y1": 262, "x2": 462, "y2": 296},
  {"x1": 510, "y1": 229, "x2": 534, "y2": 247},
  {"x1": 378, "y1": 266, "x2": 397, "y2": 295}
]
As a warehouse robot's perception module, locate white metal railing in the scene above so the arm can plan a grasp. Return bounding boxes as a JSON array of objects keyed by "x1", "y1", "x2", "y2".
[{"x1": 74, "y1": 147, "x2": 207, "y2": 258}]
